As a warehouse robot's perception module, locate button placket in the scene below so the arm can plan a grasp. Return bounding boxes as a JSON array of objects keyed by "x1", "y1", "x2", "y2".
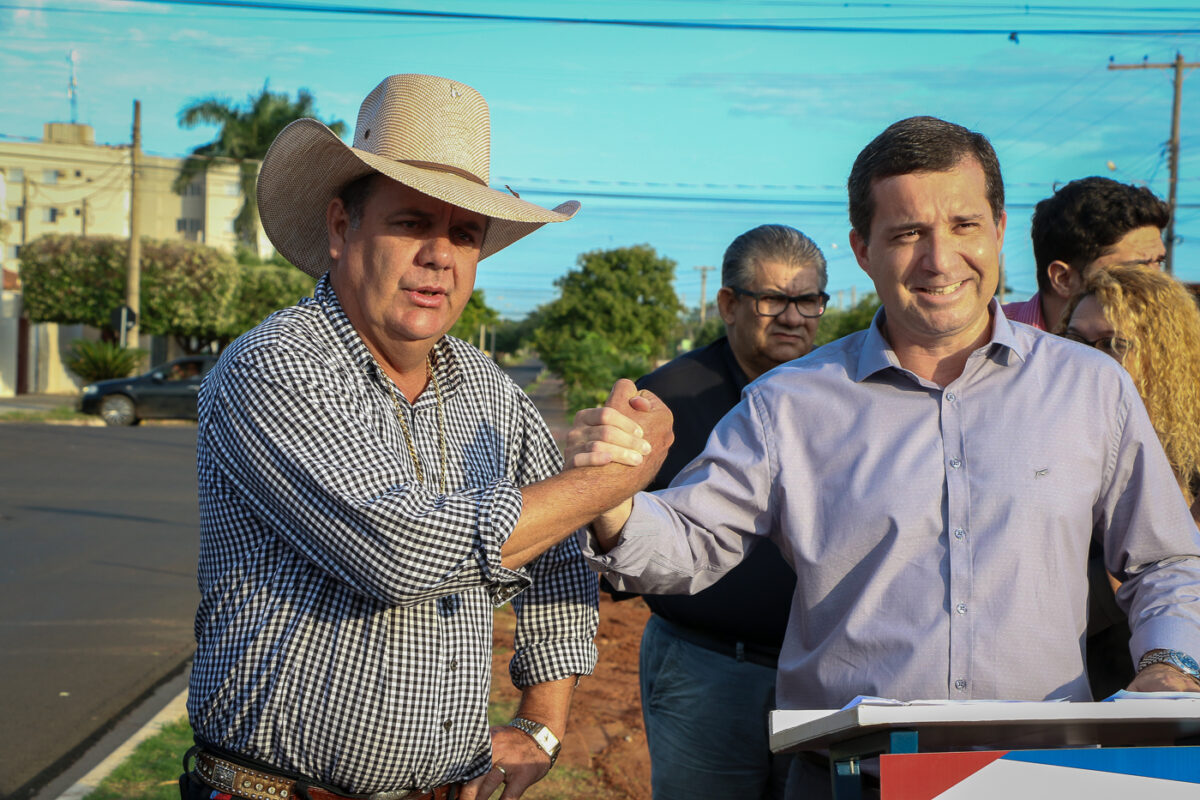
[{"x1": 943, "y1": 384, "x2": 972, "y2": 700}]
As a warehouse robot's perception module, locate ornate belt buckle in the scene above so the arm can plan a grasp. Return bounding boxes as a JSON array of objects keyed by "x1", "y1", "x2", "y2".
[{"x1": 210, "y1": 763, "x2": 237, "y2": 793}]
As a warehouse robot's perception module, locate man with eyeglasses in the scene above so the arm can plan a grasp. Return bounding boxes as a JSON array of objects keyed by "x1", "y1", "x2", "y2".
[
  {"x1": 619, "y1": 224, "x2": 827, "y2": 800},
  {"x1": 1003, "y1": 176, "x2": 1168, "y2": 332}
]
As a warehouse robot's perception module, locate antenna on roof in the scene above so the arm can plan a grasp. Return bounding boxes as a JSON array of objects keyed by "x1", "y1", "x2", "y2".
[{"x1": 67, "y1": 50, "x2": 79, "y2": 124}]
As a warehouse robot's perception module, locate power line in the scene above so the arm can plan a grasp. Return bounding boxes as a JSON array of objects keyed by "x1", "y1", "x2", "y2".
[{"x1": 21, "y1": 0, "x2": 1200, "y2": 36}]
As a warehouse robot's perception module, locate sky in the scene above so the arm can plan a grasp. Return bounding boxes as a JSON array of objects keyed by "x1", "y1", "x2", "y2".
[{"x1": 4, "y1": 0, "x2": 1200, "y2": 318}]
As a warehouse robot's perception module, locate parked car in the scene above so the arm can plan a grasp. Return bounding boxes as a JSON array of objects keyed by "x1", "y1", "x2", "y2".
[{"x1": 79, "y1": 355, "x2": 219, "y2": 426}]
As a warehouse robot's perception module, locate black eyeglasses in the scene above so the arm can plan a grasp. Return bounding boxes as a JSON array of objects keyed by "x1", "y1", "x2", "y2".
[
  {"x1": 1063, "y1": 331, "x2": 1133, "y2": 359},
  {"x1": 732, "y1": 287, "x2": 831, "y2": 318}
]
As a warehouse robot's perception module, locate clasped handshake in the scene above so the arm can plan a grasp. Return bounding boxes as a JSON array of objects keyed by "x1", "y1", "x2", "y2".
[{"x1": 563, "y1": 379, "x2": 674, "y2": 548}]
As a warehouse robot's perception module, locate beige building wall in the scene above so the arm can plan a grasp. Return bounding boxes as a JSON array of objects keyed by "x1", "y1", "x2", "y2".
[
  {"x1": 0, "y1": 290, "x2": 20, "y2": 396},
  {"x1": 0, "y1": 122, "x2": 270, "y2": 396}
]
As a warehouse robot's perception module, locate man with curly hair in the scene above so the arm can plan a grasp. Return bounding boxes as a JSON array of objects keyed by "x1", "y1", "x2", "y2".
[{"x1": 1004, "y1": 176, "x2": 1169, "y2": 331}]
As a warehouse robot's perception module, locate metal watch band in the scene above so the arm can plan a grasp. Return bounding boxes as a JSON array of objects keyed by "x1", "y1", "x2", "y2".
[
  {"x1": 507, "y1": 717, "x2": 561, "y2": 766},
  {"x1": 1137, "y1": 649, "x2": 1200, "y2": 680}
]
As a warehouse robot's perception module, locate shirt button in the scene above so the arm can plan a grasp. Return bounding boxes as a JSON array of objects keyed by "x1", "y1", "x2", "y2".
[
  {"x1": 955, "y1": 679, "x2": 967, "y2": 691},
  {"x1": 946, "y1": 392, "x2": 957, "y2": 402},
  {"x1": 449, "y1": 658, "x2": 458, "y2": 671},
  {"x1": 443, "y1": 719, "x2": 453, "y2": 731},
  {"x1": 949, "y1": 457, "x2": 962, "y2": 469},
  {"x1": 953, "y1": 528, "x2": 965, "y2": 540},
  {"x1": 955, "y1": 602, "x2": 967, "y2": 615}
]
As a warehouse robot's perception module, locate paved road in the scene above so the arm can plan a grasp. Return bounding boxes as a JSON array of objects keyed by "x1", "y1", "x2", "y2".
[{"x1": 0, "y1": 425, "x2": 201, "y2": 800}]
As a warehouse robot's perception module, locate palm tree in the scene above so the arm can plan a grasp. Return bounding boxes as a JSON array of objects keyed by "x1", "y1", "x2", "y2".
[{"x1": 173, "y1": 83, "x2": 346, "y2": 251}]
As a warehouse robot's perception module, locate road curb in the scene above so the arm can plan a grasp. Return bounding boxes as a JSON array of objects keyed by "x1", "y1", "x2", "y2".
[{"x1": 52, "y1": 688, "x2": 189, "y2": 800}]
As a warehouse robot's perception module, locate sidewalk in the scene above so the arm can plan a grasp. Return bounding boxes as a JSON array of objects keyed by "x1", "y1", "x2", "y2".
[{"x1": 0, "y1": 393, "x2": 78, "y2": 413}]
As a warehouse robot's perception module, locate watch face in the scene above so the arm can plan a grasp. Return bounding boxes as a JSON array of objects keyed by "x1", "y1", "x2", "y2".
[
  {"x1": 511, "y1": 718, "x2": 560, "y2": 757},
  {"x1": 1175, "y1": 652, "x2": 1200, "y2": 677}
]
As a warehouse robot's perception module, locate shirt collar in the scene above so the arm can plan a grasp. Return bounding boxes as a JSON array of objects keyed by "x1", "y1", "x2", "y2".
[
  {"x1": 314, "y1": 275, "x2": 460, "y2": 399},
  {"x1": 854, "y1": 298, "x2": 1029, "y2": 383}
]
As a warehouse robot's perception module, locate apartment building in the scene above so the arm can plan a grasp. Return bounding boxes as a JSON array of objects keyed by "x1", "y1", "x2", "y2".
[{"x1": 0, "y1": 122, "x2": 268, "y2": 395}]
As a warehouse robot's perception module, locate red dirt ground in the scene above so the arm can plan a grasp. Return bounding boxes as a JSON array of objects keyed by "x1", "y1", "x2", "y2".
[{"x1": 491, "y1": 595, "x2": 653, "y2": 799}]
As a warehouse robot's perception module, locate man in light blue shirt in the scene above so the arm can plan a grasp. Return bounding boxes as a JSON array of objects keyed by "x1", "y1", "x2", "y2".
[{"x1": 564, "y1": 116, "x2": 1200, "y2": 794}]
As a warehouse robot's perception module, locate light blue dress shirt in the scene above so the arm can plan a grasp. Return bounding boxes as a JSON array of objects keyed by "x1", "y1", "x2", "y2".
[{"x1": 581, "y1": 303, "x2": 1200, "y2": 710}]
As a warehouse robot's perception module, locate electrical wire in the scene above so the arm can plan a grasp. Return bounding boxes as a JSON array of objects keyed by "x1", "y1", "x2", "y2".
[{"x1": 8, "y1": 0, "x2": 1200, "y2": 36}]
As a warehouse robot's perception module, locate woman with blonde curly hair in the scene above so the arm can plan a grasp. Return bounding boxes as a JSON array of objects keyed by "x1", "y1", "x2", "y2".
[
  {"x1": 1060, "y1": 264, "x2": 1200, "y2": 698},
  {"x1": 1062, "y1": 264, "x2": 1200, "y2": 519}
]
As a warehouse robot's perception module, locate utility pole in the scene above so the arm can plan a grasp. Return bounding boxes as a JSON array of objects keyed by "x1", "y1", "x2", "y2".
[
  {"x1": 694, "y1": 265, "x2": 715, "y2": 326},
  {"x1": 1108, "y1": 52, "x2": 1200, "y2": 275},
  {"x1": 125, "y1": 100, "x2": 141, "y2": 349},
  {"x1": 21, "y1": 175, "x2": 29, "y2": 249}
]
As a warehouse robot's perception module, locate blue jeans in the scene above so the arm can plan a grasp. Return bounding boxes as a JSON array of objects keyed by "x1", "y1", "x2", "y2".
[{"x1": 640, "y1": 614, "x2": 791, "y2": 800}]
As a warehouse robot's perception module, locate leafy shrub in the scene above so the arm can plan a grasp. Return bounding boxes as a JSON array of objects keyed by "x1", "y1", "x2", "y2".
[
  {"x1": 814, "y1": 294, "x2": 882, "y2": 347},
  {"x1": 65, "y1": 339, "x2": 146, "y2": 382}
]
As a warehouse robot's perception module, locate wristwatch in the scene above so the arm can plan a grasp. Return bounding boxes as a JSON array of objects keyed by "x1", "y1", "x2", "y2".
[
  {"x1": 507, "y1": 717, "x2": 561, "y2": 767},
  {"x1": 1137, "y1": 649, "x2": 1200, "y2": 681}
]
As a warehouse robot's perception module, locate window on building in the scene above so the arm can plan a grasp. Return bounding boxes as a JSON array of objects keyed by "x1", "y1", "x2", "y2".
[
  {"x1": 6, "y1": 168, "x2": 23, "y2": 183},
  {"x1": 42, "y1": 169, "x2": 59, "y2": 185},
  {"x1": 188, "y1": 219, "x2": 204, "y2": 233},
  {"x1": 9, "y1": 206, "x2": 22, "y2": 222},
  {"x1": 177, "y1": 218, "x2": 187, "y2": 232},
  {"x1": 74, "y1": 170, "x2": 83, "y2": 178},
  {"x1": 44, "y1": 207, "x2": 59, "y2": 223},
  {"x1": 7, "y1": 245, "x2": 20, "y2": 260},
  {"x1": 225, "y1": 182, "x2": 240, "y2": 196}
]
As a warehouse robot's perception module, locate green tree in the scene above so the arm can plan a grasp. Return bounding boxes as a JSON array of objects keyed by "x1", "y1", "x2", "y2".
[
  {"x1": 226, "y1": 261, "x2": 315, "y2": 336},
  {"x1": 534, "y1": 244, "x2": 683, "y2": 413},
  {"x1": 173, "y1": 83, "x2": 346, "y2": 249},
  {"x1": 19, "y1": 235, "x2": 128, "y2": 330},
  {"x1": 18, "y1": 234, "x2": 313, "y2": 350},
  {"x1": 449, "y1": 289, "x2": 500, "y2": 346},
  {"x1": 227, "y1": 248, "x2": 316, "y2": 335},
  {"x1": 140, "y1": 239, "x2": 238, "y2": 341},
  {"x1": 20, "y1": 235, "x2": 237, "y2": 343},
  {"x1": 813, "y1": 293, "x2": 881, "y2": 347},
  {"x1": 492, "y1": 312, "x2": 541, "y2": 357},
  {"x1": 548, "y1": 331, "x2": 653, "y2": 413}
]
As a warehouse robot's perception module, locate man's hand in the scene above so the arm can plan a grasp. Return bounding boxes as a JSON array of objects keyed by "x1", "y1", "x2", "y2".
[
  {"x1": 565, "y1": 378, "x2": 673, "y2": 475},
  {"x1": 456, "y1": 725, "x2": 551, "y2": 800},
  {"x1": 502, "y1": 380, "x2": 672, "y2": 569},
  {"x1": 1126, "y1": 663, "x2": 1200, "y2": 693},
  {"x1": 562, "y1": 379, "x2": 673, "y2": 551}
]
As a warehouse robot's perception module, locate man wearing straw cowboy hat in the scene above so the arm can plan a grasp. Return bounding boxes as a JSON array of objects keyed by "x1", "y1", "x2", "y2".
[{"x1": 184, "y1": 74, "x2": 673, "y2": 800}]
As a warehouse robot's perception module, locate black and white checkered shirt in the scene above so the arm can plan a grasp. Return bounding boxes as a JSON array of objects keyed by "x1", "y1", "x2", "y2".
[{"x1": 190, "y1": 276, "x2": 598, "y2": 794}]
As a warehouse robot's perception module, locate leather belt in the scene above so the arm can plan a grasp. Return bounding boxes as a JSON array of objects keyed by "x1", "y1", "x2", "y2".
[
  {"x1": 193, "y1": 750, "x2": 452, "y2": 800},
  {"x1": 661, "y1": 618, "x2": 782, "y2": 669}
]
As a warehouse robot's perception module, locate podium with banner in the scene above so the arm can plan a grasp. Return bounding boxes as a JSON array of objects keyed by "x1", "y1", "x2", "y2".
[{"x1": 769, "y1": 698, "x2": 1200, "y2": 799}]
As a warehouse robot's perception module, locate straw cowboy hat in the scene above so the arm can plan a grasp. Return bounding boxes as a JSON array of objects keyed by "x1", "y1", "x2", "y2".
[{"x1": 256, "y1": 73, "x2": 580, "y2": 278}]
